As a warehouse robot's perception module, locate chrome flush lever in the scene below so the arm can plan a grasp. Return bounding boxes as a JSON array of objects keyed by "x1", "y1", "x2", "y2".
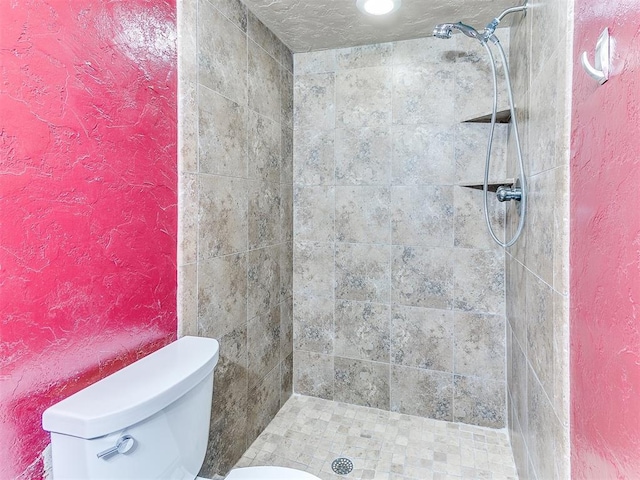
[
  {"x1": 96, "y1": 435, "x2": 136, "y2": 459},
  {"x1": 581, "y1": 28, "x2": 611, "y2": 85}
]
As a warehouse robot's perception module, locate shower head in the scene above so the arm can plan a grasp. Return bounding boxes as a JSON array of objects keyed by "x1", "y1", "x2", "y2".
[
  {"x1": 433, "y1": 22, "x2": 480, "y2": 40},
  {"x1": 433, "y1": 4, "x2": 528, "y2": 43}
]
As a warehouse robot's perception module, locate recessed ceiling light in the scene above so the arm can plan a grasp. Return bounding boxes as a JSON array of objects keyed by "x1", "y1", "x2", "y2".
[{"x1": 356, "y1": 0, "x2": 401, "y2": 16}]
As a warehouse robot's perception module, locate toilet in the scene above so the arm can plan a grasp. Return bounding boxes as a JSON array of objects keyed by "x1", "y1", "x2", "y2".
[{"x1": 42, "y1": 336, "x2": 320, "y2": 480}]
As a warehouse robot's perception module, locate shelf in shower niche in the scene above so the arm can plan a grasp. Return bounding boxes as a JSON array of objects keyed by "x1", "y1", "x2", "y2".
[
  {"x1": 458, "y1": 179, "x2": 515, "y2": 192},
  {"x1": 463, "y1": 109, "x2": 511, "y2": 124}
]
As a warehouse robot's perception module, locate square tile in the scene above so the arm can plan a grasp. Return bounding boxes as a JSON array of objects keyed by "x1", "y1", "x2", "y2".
[
  {"x1": 335, "y1": 127, "x2": 391, "y2": 185},
  {"x1": 336, "y1": 243, "x2": 390, "y2": 303},
  {"x1": 391, "y1": 246, "x2": 454, "y2": 309},
  {"x1": 454, "y1": 312, "x2": 505, "y2": 380},
  {"x1": 294, "y1": 186, "x2": 335, "y2": 242},
  {"x1": 335, "y1": 187, "x2": 391, "y2": 244},
  {"x1": 391, "y1": 306, "x2": 453, "y2": 372},
  {"x1": 391, "y1": 186, "x2": 454, "y2": 247},
  {"x1": 391, "y1": 125, "x2": 455, "y2": 186},
  {"x1": 336, "y1": 67, "x2": 392, "y2": 128},
  {"x1": 198, "y1": 1, "x2": 246, "y2": 105},
  {"x1": 390, "y1": 366, "x2": 453, "y2": 421},
  {"x1": 335, "y1": 300, "x2": 390, "y2": 362},
  {"x1": 335, "y1": 357, "x2": 390, "y2": 410},
  {"x1": 199, "y1": 175, "x2": 247, "y2": 259}
]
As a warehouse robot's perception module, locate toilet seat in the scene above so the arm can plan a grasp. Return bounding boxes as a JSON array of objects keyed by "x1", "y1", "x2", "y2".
[{"x1": 224, "y1": 466, "x2": 321, "y2": 479}]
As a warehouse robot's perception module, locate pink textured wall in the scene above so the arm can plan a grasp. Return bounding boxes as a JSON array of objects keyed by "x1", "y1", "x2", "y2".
[
  {"x1": 571, "y1": 1, "x2": 640, "y2": 478},
  {"x1": 0, "y1": 1, "x2": 177, "y2": 478}
]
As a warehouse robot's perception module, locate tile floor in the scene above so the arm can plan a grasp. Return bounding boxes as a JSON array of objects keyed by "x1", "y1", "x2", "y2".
[{"x1": 234, "y1": 395, "x2": 518, "y2": 479}]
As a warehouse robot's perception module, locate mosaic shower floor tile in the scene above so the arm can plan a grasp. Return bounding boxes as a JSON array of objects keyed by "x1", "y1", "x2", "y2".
[{"x1": 234, "y1": 395, "x2": 518, "y2": 479}]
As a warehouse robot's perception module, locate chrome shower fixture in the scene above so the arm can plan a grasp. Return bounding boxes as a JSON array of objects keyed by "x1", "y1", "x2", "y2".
[
  {"x1": 496, "y1": 185, "x2": 522, "y2": 203},
  {"x1": 432, "y1": 3, "x2": 528, "y2": 248},
  {"x1": 433, "y1": 3, "x2": 527, "y2": 44},
  {"x1": 432, "y1": 22, "x2": 480, "y2": 40}
]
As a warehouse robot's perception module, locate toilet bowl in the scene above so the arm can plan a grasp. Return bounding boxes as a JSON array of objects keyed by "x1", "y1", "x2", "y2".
[
  {"x1": 222, "y1": 466, "x2": 321, "y2": 479},
  {"x1": 42, "y1": 337, "x2": 320, "y2": 480}
]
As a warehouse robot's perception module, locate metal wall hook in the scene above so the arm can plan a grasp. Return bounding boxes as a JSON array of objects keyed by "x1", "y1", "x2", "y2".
[{"x1": 581, "y1": 28, "x2": 610, "y2": 85}]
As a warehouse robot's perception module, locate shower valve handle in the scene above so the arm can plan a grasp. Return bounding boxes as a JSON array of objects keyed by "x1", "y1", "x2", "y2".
[{"x1": 496, "y1": 186, "x2": 522, "y2": 202}]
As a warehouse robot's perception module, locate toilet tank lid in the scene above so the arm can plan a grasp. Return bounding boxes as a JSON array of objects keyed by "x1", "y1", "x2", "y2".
[{"x1": 42, "y1": 336, "x2": 219, "y2": 439}]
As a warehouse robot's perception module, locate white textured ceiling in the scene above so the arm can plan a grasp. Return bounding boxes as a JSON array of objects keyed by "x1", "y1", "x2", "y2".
[{"x1": 241, "y1": 0, "x2": 521, "y2": 52}]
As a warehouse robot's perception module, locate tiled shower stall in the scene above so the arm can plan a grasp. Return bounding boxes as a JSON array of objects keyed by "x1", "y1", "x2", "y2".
[
  {"x1": 291, "y1": 38, "x2": 510, "y2": 426},
  {"x1": 177, "y1": 0, "x2": 572, "y2": 478}
]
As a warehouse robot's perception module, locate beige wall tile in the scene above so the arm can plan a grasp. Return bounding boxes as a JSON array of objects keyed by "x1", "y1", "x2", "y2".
[
  {"x1": 295, "y1": 50, "x2": 336, "y2": 75},
  {"x1": 454, "y1": 123, "x2": 507, "y2": 185},
  {"x1": 199, "y1": 86, "x2": 248, "y2": 177},
  {"x1": 454, "y1": 312, "x2": 505, "y2": 380},
  {"x1": 393, "y1": 36, "x2": 458, "y2": 66},
  {"x1": 392, "y1": 186, "x2": 454, "y2": 247},
  {"x1": 526, "y1": 371, "x2": 556, "y2": 480},
  {"x1": 390, "y1": 365, "x2": 453, "y2": 421},
  {"x1": 294, "y1": 186, "x2": 335, "y2": 242},
  {"x1": 247, "y1": 11, "x2": 280, "y2": 59},
  {"x1": 248, "y1": 181, "x2": 281, "y2": 249},
  {"x1": 293, "y1": 241, "x2": 334, "y2": 298},
  {"x1": 281, "y1": 125, "x2": 294, "y2": 185},
  {"x1": 279, "y1": 241, "x2": 293, "y2": 300},
  {"x1": 178, "y1": 263, "x2": 198, "y2": 336},
  {"x1": 293, "y1": 294, "x2": 334, "y2": 354},
  {"x1": 247, "y1": 245, "x2": 281, "y2": 321},
  {"x1": 179, "y1": 172, "x2": 198, "y2": 264},
  {"x1": 454, "y1": 186, "x2": 505, "y2": 250},
  {"x1": 248, "y1": 305, "x2": 281, "y2": 388},
  {"x1": 294, "y1": 350, "x2": 334, "y2": 399},
  {"x1": 335, "y1": 300, "x2": 390, "y2": 363},
  {"x1": 336, "y1": 186, "x2": 391, "y2": 244},
  {"x1": 198, "y1": 175, "x2": 248, "y2": 258},
  {"x1": 453, "y1": 248, "x2": 505, "y2": 314},
  {"x1": 248, "y1": 40, "x2": 281, "y2": 121},
  {"x1": 281, "y1": 67, "x2": 294, "y2": 129},
  {"x1": 198, "y1": 253, "x2": 247, "y2": 337},
  {"x1": 198, "y1": 1, "x2": 247, "y2": 105},
  {"x1": 336, "y1": 67, "x2": 392, "y2": 128},
  {"x1": 525, "y1": 272, "x2": 554, "y2": 401},
  {"x1": 453, "y1": 375, "x2": 505, "y2": 428},
  {"x1": 248, "y1": 110, "x2": 280, "y2": 183},
  {"x1": 294, "y1": 73, "x2": 335, "y2": 130},
  {"x1": 280, "y1": 296, "x2": 293, "y2": 359},
  {"x1": 391, "y1": 246, "x2": 454, "y2": 310},
  {"x1": 335, "y1": 127, "x2": 391, "y2": 186},
  {"x1": 392, "y1": 64, "x2": 455, "y2": 126},
  {"x1": 247, "y1": 365, "x2": 281, "y2": 444},
  {"x1": 391, "y1": 124, "x2": 455, "y2": 185},
  {"x1": 391, "y1": 306, "x2": 453, "y2": 372},
  {"x1": 336, "y1": 43, "x2": 393, "y2": 70},
  {"x1": 293, "y1": 128, "x2": 335, "y2": 185},
  {"x1": 280, "y1": 185, "x2": 293, "y2": 244},
  {"x1": 335, "y1": 243, "x2": 391, "y2": 303},
  {"x1": 334, "y1": 357, "x2": 390, "y2": 410},
  {"x1": 207, "y1": 0, "x2": 247, "y2": 32}
]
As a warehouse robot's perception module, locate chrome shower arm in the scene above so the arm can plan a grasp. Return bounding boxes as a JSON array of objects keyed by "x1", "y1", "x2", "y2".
[
  {"x1": 482, "y1": 3, "x2": 527, "y2": 41},
  {"x1": 496, "y1": 4, "x2": 527, "y2": 22}
]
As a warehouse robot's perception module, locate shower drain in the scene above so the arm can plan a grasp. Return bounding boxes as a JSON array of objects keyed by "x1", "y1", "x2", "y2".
[{"x1": 331, "y1": 457, "x2": 354, "y2": 475}]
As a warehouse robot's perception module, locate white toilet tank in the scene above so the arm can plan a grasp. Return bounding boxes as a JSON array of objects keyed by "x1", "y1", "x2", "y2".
[{"x1": 42, "y1": 336, "x2": 219, "y2": 480}]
